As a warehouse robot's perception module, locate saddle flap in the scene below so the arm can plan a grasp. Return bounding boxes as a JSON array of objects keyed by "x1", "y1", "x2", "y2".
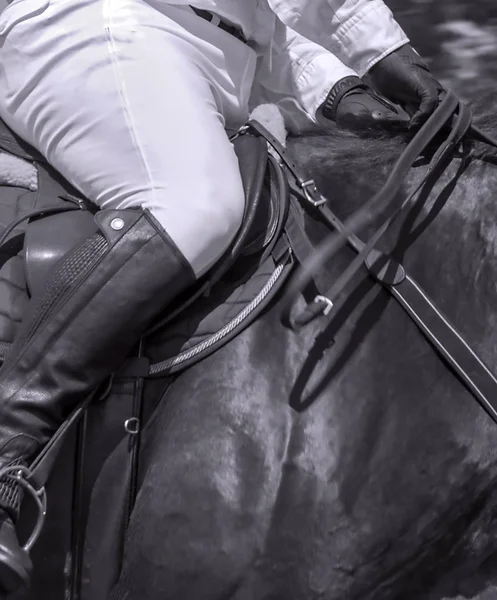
[
  {"x1": 0, "y1": 118, "x2": 45, "y2": 163},
  {"x1": 25, "y1": 210, "x2": 98, "y2": 298}
]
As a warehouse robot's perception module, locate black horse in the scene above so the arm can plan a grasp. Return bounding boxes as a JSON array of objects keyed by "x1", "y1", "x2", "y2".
[{"x1": 12, "y1": 98, "x2": 497, "y2": 600}]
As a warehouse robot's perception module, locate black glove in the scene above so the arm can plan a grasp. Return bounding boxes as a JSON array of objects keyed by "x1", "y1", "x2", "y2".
[
  {"x1": 368, "y1": 44, "x2": 444, "y2": 129},
  {"x1": 320, "y1": 76, "x2": 410, "y2": 133}
]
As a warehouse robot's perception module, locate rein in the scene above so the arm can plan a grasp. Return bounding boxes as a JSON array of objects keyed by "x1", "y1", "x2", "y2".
[
  {"x1": 283, "y1": 93, "x2": 473, "y2": 326},
  {"x1": 246, "y1": 93, "x2": 497, "y2": 423}
]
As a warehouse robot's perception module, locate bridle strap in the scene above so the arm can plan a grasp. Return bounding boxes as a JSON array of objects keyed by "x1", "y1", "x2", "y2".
[
  {"x1": 275, "y1": 93, "x2": 468, "y2": 327},
  {"x1": 248, "y1": 93, "x2": 462, "y2": 326},
  {"x1": 249, "y1": 92, "x2": 461, "y2": 214},
  {"x1": 287, "y1": 98, "x2": 474, "y2": 328},
  {"x1": 249, "y1": 94, "x2": 497, "y2": 423},
  {"x1": 391, "y1": 274, "x2": 497, "y2": 422}
]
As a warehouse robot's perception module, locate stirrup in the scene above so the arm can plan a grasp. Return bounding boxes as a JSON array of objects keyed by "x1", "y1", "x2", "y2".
[{"x1": 0, "y1": 465, "x2": 47, "y2": 552}]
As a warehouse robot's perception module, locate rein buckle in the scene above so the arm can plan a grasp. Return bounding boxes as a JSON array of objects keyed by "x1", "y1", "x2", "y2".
[
  {"x1": 314, "y1": 295, "x2": 334, "y2": 316},
  {"x1": 301, "y1": 179, "x2": 326, "y2": 207}
]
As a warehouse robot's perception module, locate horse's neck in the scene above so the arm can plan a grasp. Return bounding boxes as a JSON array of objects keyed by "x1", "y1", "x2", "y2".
[{"x1": 281, "y1": 141, "x2": 497, "y2": 429}]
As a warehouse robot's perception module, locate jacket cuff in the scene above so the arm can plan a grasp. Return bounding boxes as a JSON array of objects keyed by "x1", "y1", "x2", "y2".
[{"x1": 332, "y1": 0, "x2": 409, "y2": 76}]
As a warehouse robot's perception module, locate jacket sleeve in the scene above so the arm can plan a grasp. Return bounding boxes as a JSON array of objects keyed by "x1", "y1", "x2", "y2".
[
  {"x1": 251, "y1": 15, "x2": 357, "y2": 132},
  {"x1": 268, "y1": 0, "x2": 409, "y2": 76}
]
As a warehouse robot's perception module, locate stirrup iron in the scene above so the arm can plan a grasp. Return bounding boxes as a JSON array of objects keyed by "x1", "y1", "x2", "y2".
[{"x1": 0, "y1": 465, "x2": 47, "y2": 552}]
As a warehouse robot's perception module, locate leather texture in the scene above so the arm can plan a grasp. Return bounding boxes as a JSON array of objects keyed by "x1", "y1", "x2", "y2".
[
  {"x1": 232, "y1": 133, "x2": 269, "y2": 256},
  {"x1": 0, "y1": 209, "x2": 195, "y2": 472},
  {"x1": 321, "y1": 75, "x2": 365, "y2": 120},
  {"x1": 320, "y1": 75, "x2": 410, "y2": 132},
  {"x1": 365, "y1": 248, "x2": 405, "y2": 285},
  {"x1": 0, "y1": 119, "x2": 279, "y2": 371},
  {"x1": 0, "y1": 209, "x2": 195, "y2": 593},
  {"x1": 25, "y1": 210, "x2": 98, "y2": 298},
  {"x1": 368, "y1": 44, "x2": 444, "y2": 128},
  {"x1": 0, "y1": 515, "x2": 32, "y2": 594}
]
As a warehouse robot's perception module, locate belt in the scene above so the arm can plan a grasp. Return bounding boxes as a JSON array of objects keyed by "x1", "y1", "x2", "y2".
[{"x1": 190, "y1": 7, "x2": 247, "y2": 43}]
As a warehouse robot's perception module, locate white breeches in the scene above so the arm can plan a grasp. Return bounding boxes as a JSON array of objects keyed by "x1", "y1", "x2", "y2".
[{"x1": 0, "y1": 0, "x2": 258, "y2": 276}]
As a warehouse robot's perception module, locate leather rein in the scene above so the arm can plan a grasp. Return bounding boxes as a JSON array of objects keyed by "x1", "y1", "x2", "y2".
[{"x1": 245, "y1": 92, "x2": 497, "y2": 423}]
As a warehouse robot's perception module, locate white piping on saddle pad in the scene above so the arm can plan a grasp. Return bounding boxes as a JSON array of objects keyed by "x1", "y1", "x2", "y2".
[
  {"x1": 0, "y1": 151, "x2": 38, "y2": 191},
  {"x1": 249, "y1": 103, "x2": 287, "y2": 160}
]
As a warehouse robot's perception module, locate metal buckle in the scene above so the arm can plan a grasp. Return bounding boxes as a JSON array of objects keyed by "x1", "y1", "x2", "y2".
[
  {"x1": 301, "y1": 179, "x2": 326, "y2": 207},
  {"x1": 229, "y1": 124, "x2": 250, "y2": 142},
  {"x1": 124, "y1": 417, "x2": 140, "y2": 436},
  {"x1": 0, "y1": 465, "x2": 47, "y2": 553},
  {"x1": 314, "y1": 295, "x2": 334, "y2": 316}
]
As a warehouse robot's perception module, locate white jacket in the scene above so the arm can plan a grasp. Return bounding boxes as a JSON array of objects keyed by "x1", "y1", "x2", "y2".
[{"x1": 170, "y1": 1, "x2": 409, "y2": 130}]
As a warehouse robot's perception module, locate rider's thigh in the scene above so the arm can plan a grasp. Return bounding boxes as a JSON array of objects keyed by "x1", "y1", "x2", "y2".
[{"x1": 0, "y1": 0, "x2": 257, "y2": 277}]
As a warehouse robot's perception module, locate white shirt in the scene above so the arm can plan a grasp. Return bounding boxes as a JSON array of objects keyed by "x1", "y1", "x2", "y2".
[{"x1": 164, "y1": 1, "x2": 409, "y2": 130}]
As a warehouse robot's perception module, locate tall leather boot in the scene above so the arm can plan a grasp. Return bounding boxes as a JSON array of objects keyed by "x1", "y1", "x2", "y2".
[{"x1": 0, "y1": 208, "x2": 195, "y2": 594}]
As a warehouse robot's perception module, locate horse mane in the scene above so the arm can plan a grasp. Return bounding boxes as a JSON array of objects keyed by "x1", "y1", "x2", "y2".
[
  {"x1": 286, "y1": 96, "x2": 497, "y2": 239},
  {"x1": 289, "y1": 95, "x2": 497, "y2": 181},
  {"x1": 288, "y1": 124, "x2": 408, "y2": 178}
]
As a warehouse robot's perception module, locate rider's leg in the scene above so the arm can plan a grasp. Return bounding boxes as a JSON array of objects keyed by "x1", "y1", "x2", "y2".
[
  {"x1": 0, "y1": 0, "x2": 256, "y2": 276},
  {"x1": 0, "y1": 0, "x2": 256, "y2": 593}
]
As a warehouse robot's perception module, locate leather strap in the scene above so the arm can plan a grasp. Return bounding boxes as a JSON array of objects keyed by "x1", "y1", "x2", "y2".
[
  {"x1": 305, "y1": 96, "x2": 474, "y2": 320},
  {"x1": 250, "y1": 93, "x2": 497, "y2": 423},
  {"x1": 391, "y1": 274, "x2": 497, "y2": 422},
  {"x1": 250, "y1": 93, "x2": 461, "y2": 325},
  {"x1": 248, "y1": 118, "x2": 328, "y2": 208}
]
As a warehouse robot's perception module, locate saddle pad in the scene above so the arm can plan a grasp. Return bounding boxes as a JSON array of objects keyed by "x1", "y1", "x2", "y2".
[{"x1": 143, "y1": 246, "x2": 293, "y2": 376}]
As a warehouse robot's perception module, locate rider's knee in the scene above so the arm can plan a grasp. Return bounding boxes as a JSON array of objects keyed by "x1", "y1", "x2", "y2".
[
  {"x1": 190, "y1": 171, "x2": 245, "y2": 275},
  {"x1": 207, "y1": 170, "x2": 245, "y2": 243},
  {"x1": 141, "y1": 168, "x2": 245, "y2": 277}
]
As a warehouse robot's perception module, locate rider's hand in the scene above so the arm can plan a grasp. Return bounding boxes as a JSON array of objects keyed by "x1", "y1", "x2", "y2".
[
  {"x1": 319, "y1": 76, "x2": 410, "y2": 134},
  {"x1": 368, "y1": 44, "x2": 444, "y2": 129}
]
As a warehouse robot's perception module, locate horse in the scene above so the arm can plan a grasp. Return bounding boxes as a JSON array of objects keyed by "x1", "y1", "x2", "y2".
[{"x1": 12, "y1": 96, "x2": 497, "y2": 600}]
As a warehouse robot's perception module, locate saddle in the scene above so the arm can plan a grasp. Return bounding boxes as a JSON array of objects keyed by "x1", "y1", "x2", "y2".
[
  {"x1": 0, "y1": 115, "x2": 305, "y2": 593},
  {"x1": 0, "y1": 119, "x2": 296, "y2": 370}
]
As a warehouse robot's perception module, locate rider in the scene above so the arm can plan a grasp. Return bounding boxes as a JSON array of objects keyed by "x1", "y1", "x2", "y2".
[{"x1": 0, "y1": 0, "x2": 443, "y2": 593}]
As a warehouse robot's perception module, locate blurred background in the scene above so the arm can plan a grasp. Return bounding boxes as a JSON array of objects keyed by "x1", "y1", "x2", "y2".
[{"x1": 385, "y1": 0, "x2": 497, "y2": 103}]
